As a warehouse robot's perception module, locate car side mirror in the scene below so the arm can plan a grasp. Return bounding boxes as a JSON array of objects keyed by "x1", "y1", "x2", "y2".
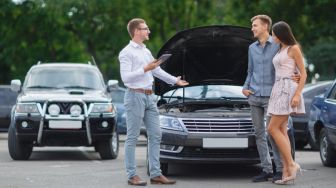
[
  {"x1": 11, "y1": 79, "x2": 21, "y2": 92},
  {"x1": 107, "y1": 80, "x2": 119, "y2": 92},
  {"x1": 107, "y1": 80, "x2": 119, "y2": 87}
]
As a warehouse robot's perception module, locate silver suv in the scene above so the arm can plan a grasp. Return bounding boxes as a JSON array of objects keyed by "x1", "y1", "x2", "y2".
[{"x1": 8, "y1": 62, "x2": 119, "y2": 160}]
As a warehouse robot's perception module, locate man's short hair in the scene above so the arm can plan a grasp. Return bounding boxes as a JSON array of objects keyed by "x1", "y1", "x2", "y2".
[
  {"x1": 127, "y1": 18, "x2": 145, "y2": 38},
  {"x1": 251, "y1": 15, "x2": 272, "y2": 32}
]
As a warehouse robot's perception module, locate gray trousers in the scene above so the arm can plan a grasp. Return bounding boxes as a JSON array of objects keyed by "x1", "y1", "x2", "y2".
[
  {"x1": 248, "y1": 95, "x2": 283, "y2": 173},
  {"x1": 124, "y1": 89, "x2": 162, "y2": 179}
]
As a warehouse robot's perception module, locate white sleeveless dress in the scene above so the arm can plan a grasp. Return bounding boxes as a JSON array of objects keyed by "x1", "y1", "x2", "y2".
[{"x1": 267, "y1": 46, "x2": 305, "y2": 115}]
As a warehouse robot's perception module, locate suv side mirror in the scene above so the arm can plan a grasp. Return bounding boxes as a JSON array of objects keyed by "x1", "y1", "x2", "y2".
[
  {"x1": 11, "y1": 79, "x2": 21, "y2": 92},
  {"x1": 107, "y1": 80, "x2": 119, "y2": 92},
  {"x1": 107, "y1": 80, "x2": 119, "y2": 87}
]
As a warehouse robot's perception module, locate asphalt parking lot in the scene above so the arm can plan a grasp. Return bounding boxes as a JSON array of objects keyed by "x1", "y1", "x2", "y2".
[{"x1": 0, "y1": 133, "x2": 335, "y2": 188}]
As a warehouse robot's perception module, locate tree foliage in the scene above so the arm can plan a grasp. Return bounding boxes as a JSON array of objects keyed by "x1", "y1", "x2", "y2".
[{"x1": 0, "y1": 0, "x2": 335, "y2": 83}]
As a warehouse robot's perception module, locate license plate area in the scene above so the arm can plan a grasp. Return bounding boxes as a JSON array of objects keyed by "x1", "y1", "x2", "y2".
[
  {"x1": 202, "y1": 138, "x2": 248, "y2": 148},
  {"x1": 49, "y1": 120, "x2": 82, "y2": 129}
]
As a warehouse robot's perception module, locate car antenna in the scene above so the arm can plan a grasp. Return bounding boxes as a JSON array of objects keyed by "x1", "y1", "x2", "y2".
[{"x1": 91, "y1": 56, "x2": 97, "y2": 66}]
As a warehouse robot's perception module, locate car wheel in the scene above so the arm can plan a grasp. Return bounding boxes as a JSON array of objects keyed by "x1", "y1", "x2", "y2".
[
  {"x1": 8, "y1": 124, "x2": 33, "y2": 160},
  {"x1": 97, "y1": 131, "x2": 119, "y2": 160},
  {"x1": 319, "y1": 128, "x2": 336, "y2": 167}
]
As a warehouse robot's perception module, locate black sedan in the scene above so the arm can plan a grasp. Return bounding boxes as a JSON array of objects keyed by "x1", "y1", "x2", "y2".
[{"x1": 151, "y1": 25, "x2": 295, "y2": 175}]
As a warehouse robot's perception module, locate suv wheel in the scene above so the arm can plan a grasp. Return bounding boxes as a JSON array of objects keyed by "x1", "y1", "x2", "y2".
[
  {"x1": 8, "y1": 125, "x2": 33, "y2": 160},
  {"x1": 97, "y1": 131, "x2": 119, "y2": 160},
  {"x1": 319, "y1": 128, "x2": 336, "y2": 167}
]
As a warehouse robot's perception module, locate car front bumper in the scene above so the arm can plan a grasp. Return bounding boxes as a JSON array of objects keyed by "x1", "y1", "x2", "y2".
[
  {"x1": 159, "y1": 129, "x2": 260, "y2": 164},
  {"x1": 13, "y1": 114, "x2": 116, "y2": 146}
]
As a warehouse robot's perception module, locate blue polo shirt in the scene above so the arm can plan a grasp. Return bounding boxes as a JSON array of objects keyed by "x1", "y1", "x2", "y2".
[{"x1": 243, "y1": 36, "x2": 280, "y2": 97}]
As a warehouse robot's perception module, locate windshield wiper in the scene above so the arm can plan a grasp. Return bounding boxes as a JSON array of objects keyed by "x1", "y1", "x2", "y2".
[{"x1": 63, "y1": 86, "x2": 95, "y2": 90}]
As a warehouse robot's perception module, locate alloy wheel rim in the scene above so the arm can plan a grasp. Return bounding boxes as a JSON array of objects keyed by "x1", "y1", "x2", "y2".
[
  {"x1": 321, "y1": 136, "x2": 328, "y2": 161},
  {"x1": 112, "y1": 132, "x2": 118, "y2": 153}
]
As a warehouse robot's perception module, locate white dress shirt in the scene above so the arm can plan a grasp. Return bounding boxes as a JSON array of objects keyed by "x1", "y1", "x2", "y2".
[{"x1": 119, "y1": 41, "x2": 177, "y2": 90}]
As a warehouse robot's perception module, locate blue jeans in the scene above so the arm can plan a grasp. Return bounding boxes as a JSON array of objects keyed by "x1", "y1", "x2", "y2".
[
  {"x1": 248, "y1": 95, "x2": 283, "y2": 173},
  {"x1": 124, "y1": 89, "x2": 162, "y2": 179}
]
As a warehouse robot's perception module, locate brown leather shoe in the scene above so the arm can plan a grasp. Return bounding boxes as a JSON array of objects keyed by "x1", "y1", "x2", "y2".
[
  {"x1": 150, "y1": 175, "x2": 176, "y2": 185},
  {"x1": 127, "y1": 175, "x2": 147, "y2": 186}
]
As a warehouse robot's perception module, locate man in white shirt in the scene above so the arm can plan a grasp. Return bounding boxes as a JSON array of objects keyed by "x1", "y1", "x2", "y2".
[{"x1": 119, "y1": 18, "x2": 188, "y2": 186}]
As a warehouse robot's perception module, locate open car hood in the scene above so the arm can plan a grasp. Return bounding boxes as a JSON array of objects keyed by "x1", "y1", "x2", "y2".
[{"x1": 154, "y1": 25, "x2": 254, "y2": 95}]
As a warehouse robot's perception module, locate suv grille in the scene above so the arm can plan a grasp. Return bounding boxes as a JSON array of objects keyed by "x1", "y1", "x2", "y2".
[{"x1": 181, "y1": 119, "x2": 254, "y2": 133}]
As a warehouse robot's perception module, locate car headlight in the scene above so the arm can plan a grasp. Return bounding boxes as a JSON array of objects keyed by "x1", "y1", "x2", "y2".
[
  {"x1": 70, "y1": 104, "x2": 82, "y2": 116},
  {"x1": 159, "y1": 116, "x2": 184, "y2": 131},
  {"x1": 90, "y1": 103, "x2": 115, "y2": 114},
  {"x1": 16, "y1": 103, "x2": 40, "y2": 114}
]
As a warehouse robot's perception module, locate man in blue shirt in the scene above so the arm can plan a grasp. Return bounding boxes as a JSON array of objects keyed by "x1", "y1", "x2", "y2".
[{"x1": 242, "y1": 15, "x2": 283, "y2": 183}]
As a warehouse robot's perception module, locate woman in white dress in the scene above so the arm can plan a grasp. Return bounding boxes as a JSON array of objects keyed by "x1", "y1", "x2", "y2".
[{"x1": 267, "y1": 21, "x2": 307, "y2": 184}]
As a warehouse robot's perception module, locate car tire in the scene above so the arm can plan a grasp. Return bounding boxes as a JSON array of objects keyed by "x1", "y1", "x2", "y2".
[
  {"x1": 97, "y1": 131, "x2": 119, "y2": 160},
  {"x1": 8, "y1": 125, "x2": 33, "y2": 160},
  {"x1": 319, "y1": 128, "x2": 336, "y2": 167}
]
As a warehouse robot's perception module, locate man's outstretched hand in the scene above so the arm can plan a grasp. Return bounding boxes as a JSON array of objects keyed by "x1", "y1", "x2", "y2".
[{"x1": 176, "y1": 76, "x2": 189, "y2": 86}]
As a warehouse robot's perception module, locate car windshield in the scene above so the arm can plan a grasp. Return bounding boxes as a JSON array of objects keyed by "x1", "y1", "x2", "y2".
[
  {"x1": 24, "y1": 66, "x2": 105, "y2": 90},
  {"x1": 111, "y1": 89, "x2": 125, "y2": 103},
  {"x1": 163, "y1": 85, "x2": 246, "y2": 102}
]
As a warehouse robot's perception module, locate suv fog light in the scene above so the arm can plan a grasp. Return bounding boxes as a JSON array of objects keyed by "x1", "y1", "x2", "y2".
[
  {"x1": 21, "y1": 121, "x2": 28, "y2": 128},
  {"x1": 70, "y1": 104, "x2": 82, "y2": 116},
  {"x1": 48, "y1": 104, "x2": 60, "y2": 116},
  {"x1": 101, "y1": 121, "x2": 108, "y2": 128}
]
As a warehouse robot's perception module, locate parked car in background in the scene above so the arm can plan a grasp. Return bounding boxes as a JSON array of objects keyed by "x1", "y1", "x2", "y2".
[
  {"x1": 308, "y1": 79, "x2": 336, "y2": 167},
  {"x1": 151, "y1": 25, "x2": 295, "y2": 175},
  {"x1": 108, "y1": 80, "x2": 146, "y2": 135},
  {"x1": 291, "y1": 80, "x2": 333, "y2": 149},
  {"x1": 0, "y1": 85, "x2": 18, "y2": 132},
  {"x1": 8, "y1": 62, "x2": 119, "y2": 160}
]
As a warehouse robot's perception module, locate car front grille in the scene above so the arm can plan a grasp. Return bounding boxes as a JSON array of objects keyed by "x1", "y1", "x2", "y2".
[{"x1": 181, "y1": 118, "x2": 254, "y2": 133}]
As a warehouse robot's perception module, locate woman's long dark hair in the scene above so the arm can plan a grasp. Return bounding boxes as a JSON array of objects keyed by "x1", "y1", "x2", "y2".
[{"x1": 272, "y1": 21, "x2": 297, "y2": 46}]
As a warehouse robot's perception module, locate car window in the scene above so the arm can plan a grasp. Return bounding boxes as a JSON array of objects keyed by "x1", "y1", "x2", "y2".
[
  {"x1": 111, "y1": 90, "x2": 125, "y2": 103},
  {"x1": 327, "y1": 84, "x2": 336, "y2": 100},
  {"x1": 0, "y1": 87, "x2": 18, "y2": 105},
  {"x1": 24, "y1": 67, "x2": 105, "y2": 90},
  {"x1": 163, "y1": 85, "x2": 246, "y2": 102}
]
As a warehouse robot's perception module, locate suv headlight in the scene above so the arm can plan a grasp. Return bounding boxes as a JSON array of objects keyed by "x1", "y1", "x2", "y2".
[
  {"x1": 90, "y1": 103, "x2": 115, "y2": 114},
  {"x1": 15, "y1": 103, "x2": 40, "y2": 114},
  {"x1": 159, "y1": 116, "x2": 184, "y2": 131}
]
